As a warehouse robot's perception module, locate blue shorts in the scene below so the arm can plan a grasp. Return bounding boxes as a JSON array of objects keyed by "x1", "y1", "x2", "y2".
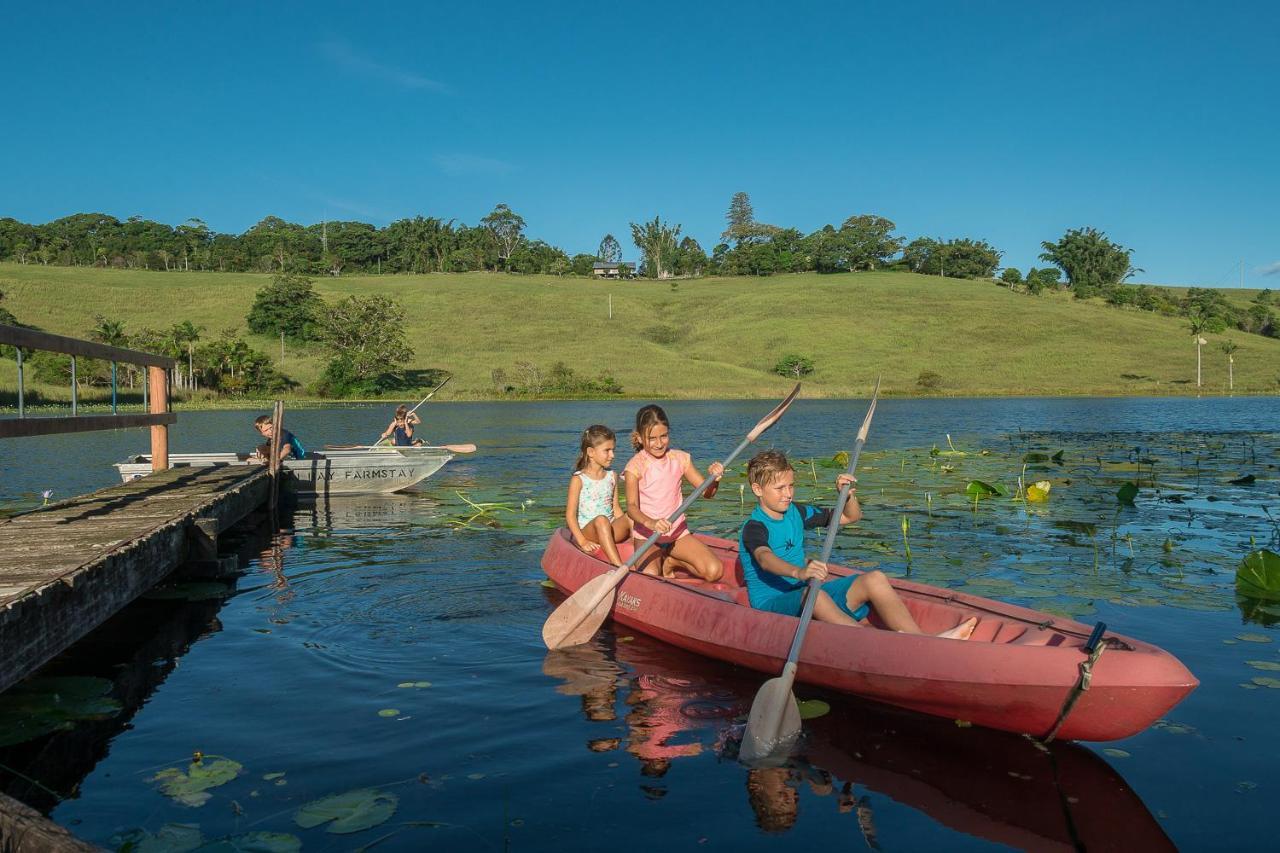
[{"x1": 754, "y1": 575, "x2": 871, "y2": 622}]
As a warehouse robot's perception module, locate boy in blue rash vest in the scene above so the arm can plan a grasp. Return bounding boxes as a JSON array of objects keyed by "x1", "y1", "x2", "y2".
[
  {"x1": 254, "y1": 415, "x2": 306, "y2": 464},
  {"x1": 738, "y1": 450, "x2": 976, "y2": 638}
]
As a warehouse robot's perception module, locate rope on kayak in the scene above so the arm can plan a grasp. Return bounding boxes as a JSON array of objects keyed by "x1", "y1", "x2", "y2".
[{"x1": 1041, "y1": 621, "x2": 1107, "y2": 744}]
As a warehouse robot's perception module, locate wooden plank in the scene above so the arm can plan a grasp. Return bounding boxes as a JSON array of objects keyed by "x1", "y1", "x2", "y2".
[
  {"x1": 0, "y1": 413, "x2": 177, "y2": 439},
  {"x1": 0, "y1": 322, "x2": 174, "y2": 368}
]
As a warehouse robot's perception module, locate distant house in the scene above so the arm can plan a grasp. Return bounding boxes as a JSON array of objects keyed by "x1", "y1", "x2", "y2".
[{"x1": 592, "y1": 261, "x2": 636, "y2": 279}]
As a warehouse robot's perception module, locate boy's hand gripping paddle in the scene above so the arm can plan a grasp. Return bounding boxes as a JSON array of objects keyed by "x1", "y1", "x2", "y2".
[
  {"x1": 541, "y1": 384, "x2": 802, "y2": 651},
  {"x1": 739, "y1": 377, "x2": 881, "y2": 763}
]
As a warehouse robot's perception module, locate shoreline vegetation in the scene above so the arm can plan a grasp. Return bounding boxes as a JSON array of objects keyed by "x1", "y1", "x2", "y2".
[{"x1": 2, "y1": 262, "x2": 1278, "y2": 406}]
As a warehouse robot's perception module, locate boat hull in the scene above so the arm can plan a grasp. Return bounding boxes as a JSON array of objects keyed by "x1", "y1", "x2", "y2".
[
  {"x1": 114, "y1": 448, "x2": 452, "y2": 495},
  {"x1": 540, "y1": 528, "x2": 1198, "y2": 741}
]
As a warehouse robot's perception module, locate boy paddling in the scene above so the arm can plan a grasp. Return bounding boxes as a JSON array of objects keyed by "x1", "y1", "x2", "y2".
[{"x1": 739, "y1": 450, "x2": 976, "y2": 639}]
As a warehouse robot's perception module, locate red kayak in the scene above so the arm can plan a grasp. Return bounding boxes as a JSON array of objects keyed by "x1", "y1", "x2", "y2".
[{"x1": 540, "y1": 528, "x2": 1198, "y2": 742}]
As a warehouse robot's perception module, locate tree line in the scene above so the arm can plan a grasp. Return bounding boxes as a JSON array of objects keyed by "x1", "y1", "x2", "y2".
[{"x1": 2, "y1": 195, "x2": 1275, "y2": 343}]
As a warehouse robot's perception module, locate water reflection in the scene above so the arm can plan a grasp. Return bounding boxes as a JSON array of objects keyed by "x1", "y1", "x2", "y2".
[{"x1": 543, "y1": 634, "x2": 1175, "y2": 850}]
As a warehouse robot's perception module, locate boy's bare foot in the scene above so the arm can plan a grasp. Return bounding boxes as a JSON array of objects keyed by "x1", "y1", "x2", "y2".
[{"x1": 937, "y1": 616, "x2": 978, "y2": 640}]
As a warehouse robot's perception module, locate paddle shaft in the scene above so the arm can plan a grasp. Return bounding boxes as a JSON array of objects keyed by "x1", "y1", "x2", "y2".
[{"x1": 371, "y1": 376, "x2": 451, "y2": 448}]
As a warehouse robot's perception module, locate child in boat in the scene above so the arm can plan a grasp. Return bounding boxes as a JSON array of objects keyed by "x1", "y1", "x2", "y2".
[
  {"x1": 739, "y1": 449, "x2": 976, "y2": 638},
  {"x1": 623, "y1": 404, "x2": 725, "y2": 580},
  {"x1": 379, "y1": 405, "x2": 424, "y2": 447},
  {"x1": 253, "y1": 415, "x2": 306, "y2": 464},
  {"x1": 565, "y1": 424, "x2": 632, "y2": 566}
]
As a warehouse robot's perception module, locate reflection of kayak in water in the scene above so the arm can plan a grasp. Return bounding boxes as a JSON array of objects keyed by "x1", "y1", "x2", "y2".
[
  {"x1": 541, "y1": 529, "x2": 1198, "y2": 741},
  {"x1": 544, "y1": 635, "x2": 1175, "y2": 851}
]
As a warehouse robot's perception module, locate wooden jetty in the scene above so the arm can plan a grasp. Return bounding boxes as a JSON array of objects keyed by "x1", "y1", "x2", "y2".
[{"x1": 0, "y1": 466, "x2": 268, "y2": 695}]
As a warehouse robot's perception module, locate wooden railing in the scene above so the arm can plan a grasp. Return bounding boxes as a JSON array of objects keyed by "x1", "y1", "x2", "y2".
[{"x1": 0, "y1": 323, "x2": 177, "y2": 471}]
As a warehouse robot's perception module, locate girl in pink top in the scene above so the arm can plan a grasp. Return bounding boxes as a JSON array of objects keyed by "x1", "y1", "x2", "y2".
[{"x1": 623, "y1": 404, "x2": 725, "y2": 580}]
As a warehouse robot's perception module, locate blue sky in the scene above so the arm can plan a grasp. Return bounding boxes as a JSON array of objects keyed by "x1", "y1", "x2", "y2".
[{"x1": 1, "y1": 0, "x2": 1276, "y2": 286}]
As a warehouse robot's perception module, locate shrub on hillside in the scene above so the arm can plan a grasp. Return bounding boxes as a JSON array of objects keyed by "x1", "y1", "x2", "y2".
[
  {"x1": 494, "y1": 361, "x2": 623, "y2": 397},
  {"x1": 917, "y1": 370, "x2": 943, "y2": 391},
  {"x1": 774, "y1": 354, "x2": 815, "y2": 379},
  {"x1": 246, "y1": 274, "x2": 324, "y2": 342}
]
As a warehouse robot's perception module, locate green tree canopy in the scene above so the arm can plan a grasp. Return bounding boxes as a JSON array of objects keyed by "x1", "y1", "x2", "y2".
[
  {"x1": 318, "y1": 295, "x2": 414, "y2": 395},
  {"x1": 246, "y1": 274, "x2": 324, "y2": 342},
  {"x1": 630, "y1": 216, "x2": 682, "y2": 279},
  {"x1": 1039, "y1": 227, "x2": 1140, "y2": 298},
  {"x1": 597, "y1": 234, "x2": 622, "y2": 264},
  {"x1": 480, "y1": 204, "x2": 526, "y2": 269}
]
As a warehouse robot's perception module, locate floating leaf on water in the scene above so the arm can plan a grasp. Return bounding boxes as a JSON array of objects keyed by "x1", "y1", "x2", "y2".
[
  {"x1": 1163, "y1": 538, "x2": 1175, "y2": 553},
  {"x1": 262, "y1": 772, "x2": 286, "y2": 781},
  {"x1": 1229, "y1": 474, "x2": 1256, "y2": 485},
  {"x1": 1102, "y1": 748, "x2": 1130, "y2": 758},
  {"x1": 796, "y1": 699, "x2": 830, "y2": 720},
  {"x1": 1250, "y1": 676, "x2": 1280, "y2": 688},
  {"x1": 196, "y1": 832, "x2": 303, "y2": 853},
  {"x1": 0, "y1": 676, "x2": 123, "y2": 747},
  {"x1": 1235, "y1": 781, "x2": 1258, "y2": 793},
  {"x1": 1236, "y1": 550, "x2": 1280, "y2": 602},
  {"x1": 1237, "y1": 633, "x2": 1272, "y2": 643},
  {"x1": 965, "y1": 480, "x2": 1007, "y2": 499},
  {"x1": 540, "y1": 579, "x2": 558, "y2": 589},
  {"x1": 397, "y1": 682, "x2": 415, "y2": 688},
  {"x1": 1240, "y1": 682, "x2": 1259, "y2": 689},
  {"x1": 144, "y1": 582, "x2": 232, "y2": 602},
  {"x1": 152, "y1": 757, "x2": 243, "y2": 807},
  {"x1": 832, "y1": 450, "x2": 850, "y2": 468},
  {"x1": 1246, "y1": 661, "x2": 1280, "y2": 671},
  {"x1": 110, "y1": 823, "x2": 203, "y2": 853},
  {"x1": 1051, "y1": 450, "x2": 1065, "y2": 464},
  {"x1": 1116, "y1": 483, "x2": 1139, "y2": 505},
  {"x1": 294, "y1": 788, "x2": 399, "y2": 834},
  {"x1": 377, "y1": 709, "x2": 400, "y2": 717},
  {"x1": 467, "y1": 772, "x2": 486, "y2": 780},
  {"x1": 1023, "y1": 452, "x2": 1049, "y2": 464},
  {"x1": 414, "y1": 681, "x2": 431, "y2": 688},
  {"x1": 1025, "y1": 481, "x2": 1052, "y2": 502}
]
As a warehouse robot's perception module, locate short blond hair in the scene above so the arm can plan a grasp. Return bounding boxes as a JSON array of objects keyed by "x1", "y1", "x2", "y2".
[{"x1": 747, "y1": 449, "x2": 792, "y2": 488}]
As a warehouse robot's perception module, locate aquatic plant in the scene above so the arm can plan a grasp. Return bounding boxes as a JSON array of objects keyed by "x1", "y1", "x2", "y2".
[
  {"x1": 1237, "y1": 550, "x2": 1280, "y2": 601},
  {"x1": 294, "y1": 787, "x2": 399, "y2": 834}
]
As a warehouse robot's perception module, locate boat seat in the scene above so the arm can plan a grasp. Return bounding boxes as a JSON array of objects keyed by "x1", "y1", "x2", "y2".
[{"x1": 1010, "y1": 630, "x2": 1067, "y2": 647}]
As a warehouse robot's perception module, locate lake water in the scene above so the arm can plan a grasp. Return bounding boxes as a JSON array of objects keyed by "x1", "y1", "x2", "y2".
[{"x1": 1, "y1": 397, "x2": 1278, "y2": 851}]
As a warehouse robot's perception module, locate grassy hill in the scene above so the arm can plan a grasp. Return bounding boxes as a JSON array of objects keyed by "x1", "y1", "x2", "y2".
[{"x1": 2, "y1": 262, "x2": 1277, "y2": 401}]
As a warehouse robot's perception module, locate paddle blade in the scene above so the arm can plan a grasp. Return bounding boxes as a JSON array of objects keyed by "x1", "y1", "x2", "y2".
[
  {"x1": 441, "y1": 443, "x2": 477, "y2": 453},
  {"x1": 739, "y1": 675, "x2": 802, "y2": 763},
  {"x1": 746, "y1": 383, "x2": 802, "y2": 442},
  {"x1": 855, "y1": 375, "x2": 882, "y2": 444},
  {"x1": 542, "y1": 567, "x2": 628, "y2": 650}
]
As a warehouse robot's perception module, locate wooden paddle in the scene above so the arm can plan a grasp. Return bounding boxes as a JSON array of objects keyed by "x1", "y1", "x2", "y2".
[
  {"x1": 541, "y1": 383, "x2": 803, "y2": 651},
  {"x1": 738, "y1": 377, "x2": 881, "y2": 763}
]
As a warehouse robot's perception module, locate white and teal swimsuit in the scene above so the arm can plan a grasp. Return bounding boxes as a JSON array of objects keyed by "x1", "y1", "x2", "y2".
[{"x1": 574, "y1": 469, "x2": 616, "y2": 528}]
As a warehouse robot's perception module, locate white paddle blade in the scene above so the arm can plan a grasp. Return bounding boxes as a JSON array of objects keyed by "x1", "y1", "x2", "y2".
[
  {"x1": 855, "y1": 376, "x2": 882, "y2": 443},
  {"x1": 441, "y1": 443, "x2": 477, "y2": 453},
  {"x1": 739, "y1": 677, "x2": 802, "y2": 763},
  {"x1": 746, "y1": 383, "x2": 802, "y2": 442},
  {"x1": 541, "y1": 567, "x2": 627, "y2": 650}
]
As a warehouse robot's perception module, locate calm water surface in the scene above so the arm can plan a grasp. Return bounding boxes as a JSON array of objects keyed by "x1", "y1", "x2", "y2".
[{"x1": 1, "y1": 397, "x2": 1278, "y2": 851}]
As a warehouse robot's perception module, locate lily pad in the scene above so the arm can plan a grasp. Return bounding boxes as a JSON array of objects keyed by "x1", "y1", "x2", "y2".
[
  {"x1": 965, "y1": 480, "x2": 1007, "y2": 499},
  {"x1": 0, "y1": 676, "x2": 123, "y2": 747},
  {"x1": 796, "y1": 699, "x2": 830, "y2": 720},
  {"x1": 1023, "y1": 452, "x2": 1050, "y2": 464},
  {"x1": 398, "y1": 681, "x2": 432, "y2": 688},
  {"x1": 539, "y1": 579, "x2": 557, "y2": 589},
  {"x1": 1025, "y1": 481, "x2": 1052, "y2": 502},
  {"x1": 1237, "y1": 550, "x2": 1280, "y2": 601},
  {"x1": 1116, "y1": 483, "x2": 1139, "y2": 505},
  {"x1": 110, "y1": 823, "x2": 203, "y2": 853},
  {"x1": 152, "y1": 757, "x2": 243, "y2": 807},
  {"x1": 196, "y1": 833, "x2": 303, "y2": 853},
  {"x1": 144, "y1": 582, "x2": 232, "y2": 601},
  {"x1": 294, "y1": 788, "x2": 399, "y2": 834},
  {"x1": 1246, "y1": 661, "x2": 1280, "y2": 671},
  {"x1": 1229, "y1": 474, "x2": 1256, "y2": 485},
  {"x1": 1250, "y1": 676, "x2": 1280, "y2": 688},
  {"x1": 1102, "y1": 748, "x2": 1130, "y2": 758},
  {"x1": 1237, "y1": 633, "x2": 1272, "y2": 643},
  {"x1": 377, "y1": 708, "x2": 400, "y2": 717}
]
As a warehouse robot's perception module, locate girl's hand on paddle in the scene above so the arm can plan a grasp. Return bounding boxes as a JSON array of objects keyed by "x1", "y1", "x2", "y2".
[
  {"x1": 835, "y1": 473, "x2": 857, "y2": 492},
  {"x1": 708, "y1": 461, "x2": 725, "y2": 480},
  {"x1": 799, "y1": 559, "x2": 829, "y2": 581},
  {"x1": 651, "y1": 517, "x2": 672, "y2": 534}
]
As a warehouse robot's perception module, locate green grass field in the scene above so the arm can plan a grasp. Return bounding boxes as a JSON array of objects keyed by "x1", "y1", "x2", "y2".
[{"x1": 2, "y1": 262, "x2": 1277, "y2": 402}]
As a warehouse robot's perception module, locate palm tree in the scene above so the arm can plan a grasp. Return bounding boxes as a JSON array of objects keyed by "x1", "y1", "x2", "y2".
[
  {"x1": 1187, "y1": 311, "x2": 1210, "y2": 389},
  {"x1": 1220, "y1": 340, "x2": 1239, "y2": 392},
  {"x1": 171, "y1": 320, "x2": 204, "y2": 390}
]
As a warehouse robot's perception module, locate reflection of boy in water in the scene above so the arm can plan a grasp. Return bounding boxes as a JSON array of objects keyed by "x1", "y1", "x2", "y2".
[
  {"x1": 258, "y1": 533, "x2": 295, "y2": 603},
  {"x1": 747, "y1": 768, "x2": 799, "y2": 833}
]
